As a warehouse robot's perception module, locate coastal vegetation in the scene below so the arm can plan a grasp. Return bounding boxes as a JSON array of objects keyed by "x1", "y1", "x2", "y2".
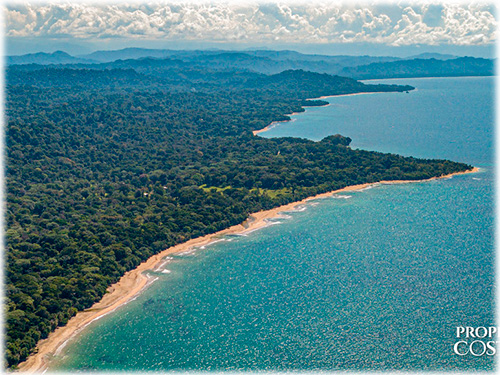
[{"x1": 5, "y1": 59, "x2": 472, "y2": 367}]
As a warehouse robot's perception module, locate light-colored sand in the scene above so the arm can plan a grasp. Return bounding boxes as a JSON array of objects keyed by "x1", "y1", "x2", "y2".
[
  {"x1": 252, "y1": 92, "x2": 378, "y2": 135},
  {"x1": 306, "y1": 92, "x2": 378, "y2": 101},
  {"x1": 252, "y1": 111, "x2": 304, "y2": 135},
  {"x1": 17, "y1": 166, "x2": 479, "y2": 373}
]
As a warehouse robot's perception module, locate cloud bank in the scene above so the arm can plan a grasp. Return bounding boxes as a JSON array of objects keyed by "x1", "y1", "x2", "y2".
[{"x1": 5, "y1": 2, "x2": 497, "y2": 46}]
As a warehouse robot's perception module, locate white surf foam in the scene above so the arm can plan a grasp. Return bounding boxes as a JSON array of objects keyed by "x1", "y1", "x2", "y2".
[{"x1": 357, "y1": 184, "x2": 377, "y2": 192}]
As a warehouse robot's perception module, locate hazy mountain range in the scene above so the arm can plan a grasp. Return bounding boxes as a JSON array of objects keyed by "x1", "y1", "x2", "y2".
[{"x1": 6, "y1": 48, "x2": 493, "y2": 80}]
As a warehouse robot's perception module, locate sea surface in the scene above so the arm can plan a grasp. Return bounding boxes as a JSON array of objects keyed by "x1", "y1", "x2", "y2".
[{"x1": 52, "y1": 77, "x2": 495, "y2": 372}]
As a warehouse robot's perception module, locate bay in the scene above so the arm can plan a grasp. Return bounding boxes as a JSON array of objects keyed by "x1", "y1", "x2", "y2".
[
  {"x1": 52, "y1": 76, "x2": 495, "y2": 372},
  {"x1": 264, "y1": 76, "x2": 493, "y2": 167}
]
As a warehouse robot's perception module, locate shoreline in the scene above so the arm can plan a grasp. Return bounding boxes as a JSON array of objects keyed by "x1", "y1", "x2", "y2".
[
  {"x1": 17, "y1": 166, "x2": 479, "y2": 373},
  {"x1": 361, "y1": 75, "x2": 493, "y2": 82},
  {"x1": 252, "y1": 110, "x2": 304, "y2": 136},
  {"x1": 252, "y1": 91, "x2": 378, "y2": 135}
]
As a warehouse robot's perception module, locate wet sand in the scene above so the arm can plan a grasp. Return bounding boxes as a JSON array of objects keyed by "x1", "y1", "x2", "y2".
[{"x1": 17, "y1": 167, "x2": 479, "y2": 373}]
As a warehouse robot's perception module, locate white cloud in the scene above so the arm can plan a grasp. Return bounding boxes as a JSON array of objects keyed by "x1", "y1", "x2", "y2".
[{"x1": 4, "y1": 2, "x2": 497, "y2": 46}]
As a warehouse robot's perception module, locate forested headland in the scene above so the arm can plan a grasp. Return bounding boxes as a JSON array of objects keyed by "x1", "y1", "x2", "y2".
[{"x1": 5, "y1": 58, "x2": 472, "y2": 367}]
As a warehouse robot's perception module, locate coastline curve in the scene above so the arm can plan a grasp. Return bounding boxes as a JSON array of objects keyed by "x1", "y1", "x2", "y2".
[{"x1": 17, "y1": 167, "x2": 479, "y2": 373}]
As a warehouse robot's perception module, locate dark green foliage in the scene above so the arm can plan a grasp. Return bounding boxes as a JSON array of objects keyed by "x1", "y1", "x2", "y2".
[{"x1": 5, "y1": 61, "x2": 471, "y2": 367}]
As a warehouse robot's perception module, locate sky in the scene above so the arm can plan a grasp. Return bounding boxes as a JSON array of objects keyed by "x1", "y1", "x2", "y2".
[{"x1": 3, "y1": 1, "x2": 498, "y2": 57}]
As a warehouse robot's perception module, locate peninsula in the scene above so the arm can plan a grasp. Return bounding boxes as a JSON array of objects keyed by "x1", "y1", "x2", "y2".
[{"x1": 6, "y1": 54, "x2": 473, "y2": 369}]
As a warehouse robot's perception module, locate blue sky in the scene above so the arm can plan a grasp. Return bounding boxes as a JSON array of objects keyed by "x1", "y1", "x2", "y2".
[{"x1": 4, "y1": 2, "x2": 498, "y2": 57}]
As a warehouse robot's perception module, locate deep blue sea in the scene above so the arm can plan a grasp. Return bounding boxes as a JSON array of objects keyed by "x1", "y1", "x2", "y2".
[{"x1": 52, "y1": 77, "x2": 495, "y2": 372}]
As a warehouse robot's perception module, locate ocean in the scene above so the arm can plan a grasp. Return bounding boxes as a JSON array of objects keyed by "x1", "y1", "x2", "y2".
[{"x1": 52, "y1": 76, "x2": 495, "y2": 372}]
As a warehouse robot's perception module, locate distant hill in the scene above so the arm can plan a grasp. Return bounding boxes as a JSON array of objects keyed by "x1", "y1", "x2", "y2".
[
  {"x1": 7, "y1": 51, "x2": 96, "y2": 65},
  {"x1": 341, "y1": 57, "x2": 495, "y2": 80},
  {"x1": 8, "y1": 48, "x2": 401, "y2": 75},
  {"x1": 7, "y1": 48, "x2": 493, "y2": 80},
  {"x1": 242, "y1": 50, "x2": 400, "y2": 65},
  {"x1": 405, "y1": 53, "x2": 457, "y2": 60},
  {"x1": 81, "y1": 47, "x2": 178, "y2": 62},
  {"x1": 78, "y1": 48, "x2": 401, "y2": 75},
  {"x1": 80, "y1": 47, "x2": 400, "y2": 64}
]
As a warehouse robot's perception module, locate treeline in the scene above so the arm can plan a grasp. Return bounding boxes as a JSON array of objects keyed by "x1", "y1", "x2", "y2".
[
  {"x1": 7, "y1": 60, "x2": 414, "y2": 95},
  {"x1": 341, "y1": 56, "x2": 495, "y2": 80},
  {"x1": 5, "y1": 64, "x2": 471, "y2": 367}
]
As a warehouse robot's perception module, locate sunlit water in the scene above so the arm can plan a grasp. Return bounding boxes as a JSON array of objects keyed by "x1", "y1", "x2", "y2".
[{"x1": 53, "y1": 77, "x2": 495, "y2": 372}]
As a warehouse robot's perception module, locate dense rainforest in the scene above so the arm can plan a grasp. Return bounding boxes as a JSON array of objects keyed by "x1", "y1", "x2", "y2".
[{"x1": 5, "y1": 59, "x2": 472, "y2": 367}]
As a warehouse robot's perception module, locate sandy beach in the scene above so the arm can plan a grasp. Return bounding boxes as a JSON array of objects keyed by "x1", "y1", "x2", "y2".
[
  {"x1": 252, "y1": 91, "x2": 378, "y2": 135},
  {"x1": 252, "y1": 110, "x2": 305, "y2": 135},
  {"x1": 17, "y1": 166, "x2": 479, "y2": 373},
  {"x1": 306, "y1": 91, "x2": 379, "y2": 101}
]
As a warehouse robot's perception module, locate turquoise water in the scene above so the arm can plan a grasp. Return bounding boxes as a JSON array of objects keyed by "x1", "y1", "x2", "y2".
[{"x1": 53, "y1": 77, "x2": 495, "y2": 372}]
